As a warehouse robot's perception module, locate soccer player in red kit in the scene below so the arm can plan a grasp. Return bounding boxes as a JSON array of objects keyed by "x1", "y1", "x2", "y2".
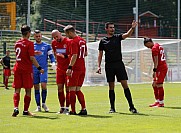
[
  {"x1": 51, "y1": 30, "x2": 71, "y2": 114},
  {"x1": 144, "y1": 37, "x2": 168, "y2": 107},
  {"x1": 12, "y1": 25, "x2": 44, "y2": 117},
  {"x1": 63, "y1": 25, "x2": 87, "y2": 115}
]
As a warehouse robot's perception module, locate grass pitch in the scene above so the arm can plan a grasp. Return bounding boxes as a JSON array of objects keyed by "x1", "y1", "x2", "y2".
[{"x1": 0, "y1": 83, "x2": 181, "y2": 133}]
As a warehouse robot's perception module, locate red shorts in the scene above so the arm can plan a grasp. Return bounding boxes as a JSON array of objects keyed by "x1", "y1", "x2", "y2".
[
  {"x1": 12, "y1": 70, "x2": 33, "y2": 89},
  {"x1": 3, "y1": 69, "x2": 11, "y2": 76},
  {"x1": 156, "y1": 68, "x2": 168, "y2": 84},
  {"x1": 56, "y1": 69, "x2": 67, "y2": 85},
  {"x1": 66, "y1": 70, "x2": 85, "y2": 87}
]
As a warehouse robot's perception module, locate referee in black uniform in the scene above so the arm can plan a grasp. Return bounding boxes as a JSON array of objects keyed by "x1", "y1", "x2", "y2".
[{"x1": 97, "y1": 20, "x2": 138, "y2": 113}]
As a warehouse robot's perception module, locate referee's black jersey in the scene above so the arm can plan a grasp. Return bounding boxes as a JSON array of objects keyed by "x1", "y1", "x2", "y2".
[
  {"x1": 2, "y1": 56, "x2": 11, "y2": 69},
  {"x1": 98, "y1": 34, "x2": 124, "y2": 63}
]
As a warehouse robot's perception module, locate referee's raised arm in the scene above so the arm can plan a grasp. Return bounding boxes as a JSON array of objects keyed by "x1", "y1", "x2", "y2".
[{"x1": 122, "y1": 20, "x2": 138, "y2": 39}]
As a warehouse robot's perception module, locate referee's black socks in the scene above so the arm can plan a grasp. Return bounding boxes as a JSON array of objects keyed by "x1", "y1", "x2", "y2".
[
  {"x1": 124, "y1": 88, "x2": 134, "y2": 109},
  {"x1": 109, "y1": 90, "x2": 115, "y2": 110}
]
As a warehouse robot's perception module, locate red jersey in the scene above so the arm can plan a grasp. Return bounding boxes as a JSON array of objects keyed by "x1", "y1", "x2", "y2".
[
  {"x1": 13, "y1": 38, "x2": 34, "y2": 72},
  {"x1": 52, "y1": 38, "x2": 71, "y2": 70},
  {"x1": 152, "y1": 43, "x2": 167, "y2": 71},
  {"x1": 69, "y1": 36, "x2": 87, "y2": 71}
]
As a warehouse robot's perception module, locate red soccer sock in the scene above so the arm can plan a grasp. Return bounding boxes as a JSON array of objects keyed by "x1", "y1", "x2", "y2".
[
  {"x1": 65, "y1": 91, "x2": 70, "y2": 108},
  {"x1": 13, "y1": 93, "x2": 20, "y2": 108},
  {"x1": 153, "y1": 86, "x2": 159, "y2": 100},
  {"x1": 24, "y1": 95, "x2": 31, "y2": 111},
  {"x1": 58, "y1": 91, "x2": 65, "y2": 108},
  {"x1": 70, "y1": 91, "x2": 76, "y2": 112},
  {"x1": 76, "y1": 90, "x2": 86, "y2": 110},
  {"x1": 158, "y1": 87, "x2": 164, "y2": 101}
]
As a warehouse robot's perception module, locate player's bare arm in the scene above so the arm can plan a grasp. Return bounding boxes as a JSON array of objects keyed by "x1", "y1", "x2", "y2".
[
  {"x1": 69, "y1": 54, "x2": 77, "y2": 66},
  {"x1": 96, "y1": 51, "x2": 103, "y2": 74},
  {"x1": 30, "y1": 56, "x2": 44, "y2": 74},
  {"x1": 0, "y1": 58, "x2": 7, "y2": 68},
  {"x1": 66, "y1": 54, "x2": 77, "y2": 76},
  {"x1": 53, "y1": 52, "x2": 57, "y2": 60},
  {"x1": 152, "y1": 55, "x2": 158, "y2": 78},
  {"x1": 85, "y1": 51, "x2": 88, "y2": 57},
  {"x1": 122, "y1": 20, "x2": 138, "y2": 39},
  {"x1": 153, "y1": 55, "x2": 158, "y2": 69}
]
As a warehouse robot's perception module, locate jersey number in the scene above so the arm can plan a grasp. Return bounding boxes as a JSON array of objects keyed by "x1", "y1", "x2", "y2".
[
  {"x1": 160, "y1": 49, "x2": 166, "y2": 61},
  {"x1": 79, "y1": 40, "x2": 86, "y2": 59},
  {"x1": 16, "y1": 47, "x2": 21, "y2": 61}
]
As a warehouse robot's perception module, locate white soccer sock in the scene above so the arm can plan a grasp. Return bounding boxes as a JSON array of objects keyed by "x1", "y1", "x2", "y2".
[
  {"x1": 159, "y1": 100, "x2": 164, "y2": 104},
  {"x1": 155, "y1": 99, "x2": 159, "y2": 103}
]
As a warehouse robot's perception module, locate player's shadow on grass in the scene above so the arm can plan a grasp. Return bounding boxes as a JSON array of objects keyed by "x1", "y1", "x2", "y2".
[
  {"x1": 118, "y1": 112, "x2": 172, "y2": 118},
  {"x1": 41, "y1": 111, "x2": 58, "y2": 114},
  {"x1": 164, "y1": 106, "x2": 181, "y2": 110},
  {"x1": 78, "y1": 114, "x2": 112, "y2": 118},
  {"x1": 118, "y1": 112, "x2": 149, "y2": 116},
  {"x1": 25, "y1": 111, "x2": 61, "y2": 120},
  {"x1": 28, "y1": 115, "x2": 60, "y2": 120}
]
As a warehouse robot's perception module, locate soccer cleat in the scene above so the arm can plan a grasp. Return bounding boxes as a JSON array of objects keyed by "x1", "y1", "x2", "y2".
[
  {"x1": 5, "y1": 87, "x2": 9, "y2": 90},
  {"x1": 56, "y1": 108, "x2": 66, "y2": 114},
  {"x1": 157, "y1": 103, "x2": 164, "y2": 107},
  {"x1": 23, "y1": 111, "x2": 35, "y2": 116},
  {"x1": 12, "y1": 108, "x2": 19, "y2": 117},
  {"x1": 58, "y1": 108, "x2": 65, "y2": 114},
  {"x1": 34, "y1": 106, "x2": 41, "y2": 112},
  {"x1": 129, "y1": 108, "x2": 138, "y2": 114},
  {"x1": 109, "y1": 108, "x2": 116, "y2": 113},
  {"x1": 78, "y1": 109, "x2": 87, "y2": 115},
  {"x1": 149, "y1": 102, "x2": 159, "y2": 107},
  {"x1": 42, "y1": 104, "x2": 49, "y2": 112},
  {"x1": 69, "y1": 111, "x2": 77, "y2": 115},
  {"x1": 63, "y1": 108, "x2": 69, "y2": 115}
]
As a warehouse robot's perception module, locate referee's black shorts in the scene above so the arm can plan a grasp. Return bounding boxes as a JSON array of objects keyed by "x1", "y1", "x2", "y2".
[{"x1": 105, "y1": 61, "x2": 128, "y2": 82}]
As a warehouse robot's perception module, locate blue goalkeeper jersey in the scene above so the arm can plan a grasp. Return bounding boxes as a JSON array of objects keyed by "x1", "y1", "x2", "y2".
[{"x1": 33, "y1": 42, "x2": 55, "y2": 71}]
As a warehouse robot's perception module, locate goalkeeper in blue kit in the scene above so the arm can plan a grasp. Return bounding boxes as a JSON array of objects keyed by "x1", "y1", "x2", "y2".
[{"x1": 33, "y1": 30, "x2": 56, "y2": 112}]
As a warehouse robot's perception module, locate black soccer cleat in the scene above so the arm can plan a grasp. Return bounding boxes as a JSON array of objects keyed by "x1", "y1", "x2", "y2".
[
  {"x1": 69, "y1": 111, "x2": 77, "y2": 115},
  {"x1": 109, "y1": 108, "x2": 116, "y2": 113},
  {"x1": 129, "y1": 108, "x2": 138, "y2": 114},
  {"x1": 78, "y1": 109, "x2": 87, "y2": 115},
  {"x1": 23, "y1": 111, "x2": 35, "y2": 116},
  {"x1": 12, "y1": 108, "x2": 19, "y2": 117}
]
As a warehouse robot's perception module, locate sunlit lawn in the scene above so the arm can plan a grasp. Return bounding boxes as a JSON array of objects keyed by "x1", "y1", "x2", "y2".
[{"x1": 0, "y1": 83, "x2": 181, "y2": 133}]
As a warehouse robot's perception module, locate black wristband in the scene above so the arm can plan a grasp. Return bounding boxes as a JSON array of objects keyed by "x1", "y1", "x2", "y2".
[
  {"x1": 153, "y1": 68, "x2": 157, "y2": 72},
  {"x1": 37, "y1": 66, "x2": 42, "y2": 70},
  {"x1": 68, "y1": 65, "x2": 72, "y2": 69},
  {"x1": 131, "y1": 27, "x2": 135, "y2": 30},
  {"x1": 64, "y1": 55, "x2": 68, "y2": 58}
]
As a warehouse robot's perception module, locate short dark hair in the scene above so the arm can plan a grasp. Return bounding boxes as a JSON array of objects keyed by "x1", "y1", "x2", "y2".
[
  {"x1": 34, "y1": 30, "x2": 41, "y2": 34},
  {"x1": 63, "y1": 25, "x2": 75, "y2": 33},
  {"x1": 105, "y1": 22, "x2": 114, "y2": 29},
  {"x1": 21, "y1": 25, "x2": 31, "y2": 36},
  {"x1": 144, "y1": 37, "x2": 153, "y2": 44}
]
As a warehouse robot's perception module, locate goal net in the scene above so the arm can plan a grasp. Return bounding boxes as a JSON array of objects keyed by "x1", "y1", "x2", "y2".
[{"x1": 85, "y1": 38, "x2": 181, "y2": 85}]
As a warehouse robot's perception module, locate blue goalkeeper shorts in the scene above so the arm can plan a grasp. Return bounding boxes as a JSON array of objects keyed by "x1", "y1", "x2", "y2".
[{"x1": 33, "y1": 70, "x2": 48, "y2": 84}]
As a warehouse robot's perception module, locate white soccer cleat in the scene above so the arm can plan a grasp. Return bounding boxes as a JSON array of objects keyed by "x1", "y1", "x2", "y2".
[
  {"x1": 63, "y1": 108, "x2": 69, "y2": 115},
  {"x1": 34, "y1": 106, "x2": 41, "y2": 112},
  {"x1": 42, "y1": 104, "x2": 49, "y2": 112}
]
